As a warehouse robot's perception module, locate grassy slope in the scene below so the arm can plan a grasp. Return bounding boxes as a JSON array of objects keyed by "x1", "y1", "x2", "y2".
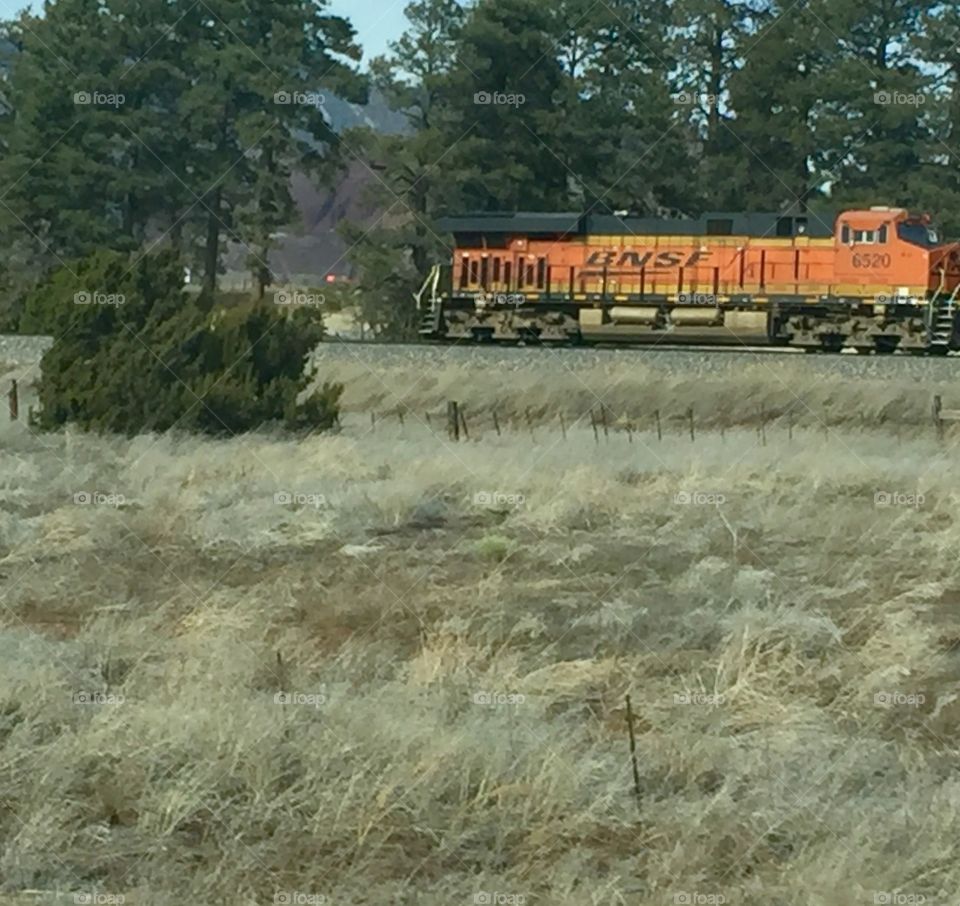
[
  {"x1": 0, "y1": 410, "x2": 959, "y2": 904},
  {"x1": 322, "y1": 351, "x2": 954, "y2": 434}
]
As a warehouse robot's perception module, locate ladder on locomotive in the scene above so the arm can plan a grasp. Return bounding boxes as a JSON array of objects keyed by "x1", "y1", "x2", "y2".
[
  {"x1": 416, "y1": 265, "x2": 443, "y2": 336},
  {"x1": 928, "y1": 280, "x2": 960, "y2": 350}
]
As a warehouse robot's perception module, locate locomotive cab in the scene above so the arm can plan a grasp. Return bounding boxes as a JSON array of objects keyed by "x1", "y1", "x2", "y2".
[{"x1": 833, "y1": 207, "x2": 960, "y2": 300}]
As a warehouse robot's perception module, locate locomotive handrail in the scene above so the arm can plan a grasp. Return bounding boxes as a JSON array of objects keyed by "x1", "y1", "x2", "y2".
[
  {"x1": 925, "y1": 266, "x2": 947, "y2": 332},
  {"x1": 414, "y1": 265, "x2": 441, "y2": 311}
]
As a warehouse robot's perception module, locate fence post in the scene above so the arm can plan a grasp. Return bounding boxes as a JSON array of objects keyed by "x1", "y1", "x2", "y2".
[
  {"x1": 559, "y1": 412, "x2": 567, "y2": 441},
  {"x1": 654, "y1": 409, "x2": 662, "y2": 442},
  {"x1": 934, "y1": 394, "x2": 944, "y2": 441},
  {"x1": 687, "y1": 407, "x2": 695, "y2": 443},
  {"x1": 625, "y1": 694, "x2": 642, "y2": 811},
  {"x1": 8, "y1": 380, "x2": 17, "y2": 421},
  {"x1": 459, "y1": 405, "x2": 470, "y2": 440},
  {"x1": 492, "y1": 408, "x2": 501, "y2": 437},
  {"x1": 447, "y1": 401, "x2": 460, "y2": 441}
]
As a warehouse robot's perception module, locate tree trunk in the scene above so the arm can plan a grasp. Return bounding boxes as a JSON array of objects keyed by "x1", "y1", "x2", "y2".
[
  {"x1": 708, "y1": 26, "x2": 723, "y2": 146},
  {"x1": 254, "y1": 246, "x2": 270, "y2": 301},
  {"x1": 170, "y1": 214, "x2": 183, "y2": 254},
  {"x1": 202, "y1": 185, "x2": 222, "y2": 296}
]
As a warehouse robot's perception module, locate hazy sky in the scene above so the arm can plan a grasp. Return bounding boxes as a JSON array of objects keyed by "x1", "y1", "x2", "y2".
[{"x1": 0, "y1": 0, "x2": 411, "y2": 62}]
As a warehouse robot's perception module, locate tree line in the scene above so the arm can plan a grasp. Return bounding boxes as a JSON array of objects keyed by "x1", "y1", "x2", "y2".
[{"x1": 2, "y1": 0, "x2": 960, "y2": 336}]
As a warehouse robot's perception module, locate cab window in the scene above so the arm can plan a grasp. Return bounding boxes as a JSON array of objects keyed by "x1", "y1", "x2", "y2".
[{"x1": 898, "y1": 222, "x2": 941, "y2": 247}]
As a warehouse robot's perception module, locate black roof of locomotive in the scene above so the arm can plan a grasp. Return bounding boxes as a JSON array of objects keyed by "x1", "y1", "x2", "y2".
[{"x1": 437, "y1": 210, "x2": 838, "y2": 239}]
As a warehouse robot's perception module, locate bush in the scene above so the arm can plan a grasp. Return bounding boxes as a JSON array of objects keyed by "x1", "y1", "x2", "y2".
[{"x1": 30, "y1": 250, "x2": 341, "y2": 435}]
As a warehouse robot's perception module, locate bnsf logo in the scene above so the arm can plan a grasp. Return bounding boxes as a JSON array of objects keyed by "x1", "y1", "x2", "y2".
[{"x1": 585, "y1": 250, "x2": 711, "y2": 269}]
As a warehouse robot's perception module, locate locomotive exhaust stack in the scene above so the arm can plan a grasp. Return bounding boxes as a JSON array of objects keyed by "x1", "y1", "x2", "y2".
[{"x1": 423, "y1": 207, "x2": 960, "y2": 354}]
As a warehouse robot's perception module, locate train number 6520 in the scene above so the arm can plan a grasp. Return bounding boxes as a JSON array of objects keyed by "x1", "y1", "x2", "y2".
[{"x1": 852, "y1": 253, "x2": 891, "y2": 268}]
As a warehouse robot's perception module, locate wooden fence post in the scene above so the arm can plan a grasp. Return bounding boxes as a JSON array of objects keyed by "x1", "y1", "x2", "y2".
[
  {"x1": 459, "y1": 405, "x2": 470, "y2": 440},
  {"x1": 654, "y1": 409, "x2": 662, "y2": 442},
  {"x1": 934, "y1": 394, "x2": 944, "y2": 441},
  {"x1": 625, "y1": 694, "x2": 642, "y2": 811},
  {"x1": 687, "y1": 407, "x2": 695, "y2": 443},
  {"x1": 8, "y1": 380, "x2": 17, "y2": 421},
  {"x1": 590, "y1": 409, "x2": 599, "y2": 445},
  {"x1": 559, "y1": 412, "x2": 567, "y2": 441},
  {"x1": 600, "y1": 404, "x2": 609, "y2": 441},
  {"x1": 492, "y1": 408, "x2": 501, "y2": 437},
  {"x1": 447, "y1": 401, "x2": 460, "y2": 441}
]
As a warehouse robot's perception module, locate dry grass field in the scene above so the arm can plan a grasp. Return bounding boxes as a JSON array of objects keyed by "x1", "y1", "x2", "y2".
[
  {"x1": 320, "y1": 344, "x2": 959, "y2": 433},
  {"x1": 2, "y1": 351, "x2": 960, "y2": 904}
]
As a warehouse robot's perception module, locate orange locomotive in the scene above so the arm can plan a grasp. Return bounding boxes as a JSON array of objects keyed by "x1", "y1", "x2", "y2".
[{"x1": 418, "y1": 207, "x2": 960, "y2": 353}]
